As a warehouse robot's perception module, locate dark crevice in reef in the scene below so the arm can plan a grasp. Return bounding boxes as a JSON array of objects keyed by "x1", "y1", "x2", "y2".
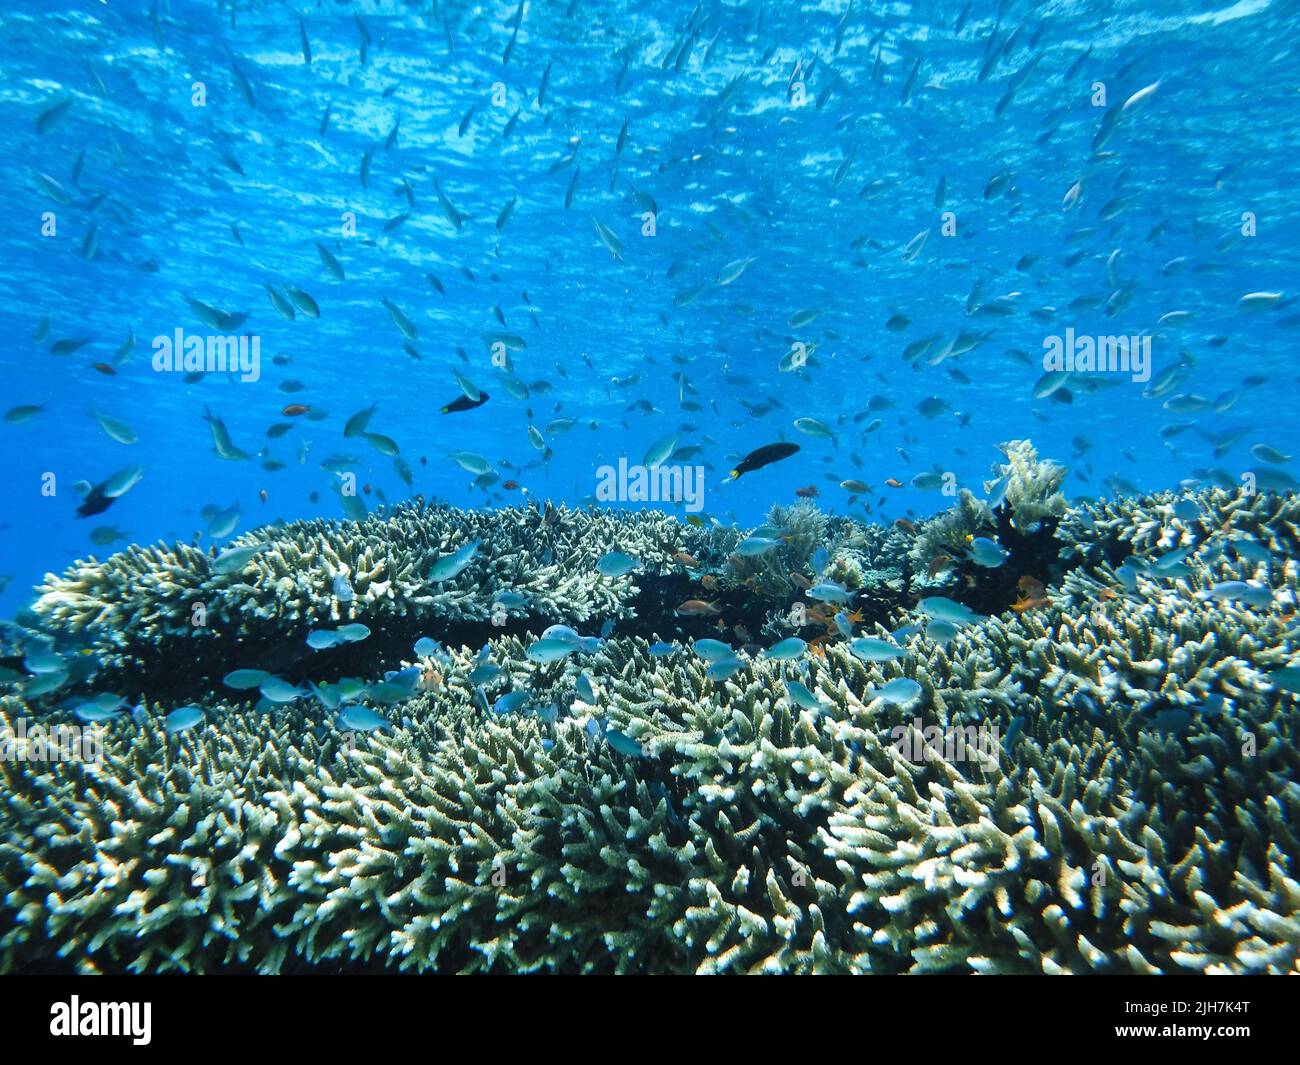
[
  {"x1": 59, "y1": 571, "x2": 800, "y2": 706},
  {"x1": 957, "y1": 512, "x2": 1065, "y2": 619},
  {"x1": 8, "y1": 509, "x2": 1080, "y2": 709}
]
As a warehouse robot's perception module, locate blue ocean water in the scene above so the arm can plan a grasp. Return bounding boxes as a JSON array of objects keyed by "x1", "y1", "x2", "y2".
[{"x1": 1, "y1": 0, "x2": 1297, "y2": 614}]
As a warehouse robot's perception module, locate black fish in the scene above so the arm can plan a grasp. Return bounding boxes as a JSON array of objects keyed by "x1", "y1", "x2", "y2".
[
  {"x1": 441, "y1": 391, "x2": 490, "y2": 414},
  {"x1": 75, "y1": 481, "x2": 115, "y2": 519},
  {"x1": 729, "y1": 442, "x2": 800, "y2": 480}
]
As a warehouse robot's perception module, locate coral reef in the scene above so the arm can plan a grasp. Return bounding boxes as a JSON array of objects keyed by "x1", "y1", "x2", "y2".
[
  {"x1": 1058, "y1": 486, "x2": 1300, "y2": 568},
  {"x1": 989, "y1": 438, "x2": 1068, "y2": 533},
  {"x1": 2, "y1": 486, "x2": 1298, "y2": 974},
  {"x1": 907, "y1": 488, "x2": 994, "y2": 576},
  {"x1": 26, "y1": 501, "x2": 729, "y2": 685}
]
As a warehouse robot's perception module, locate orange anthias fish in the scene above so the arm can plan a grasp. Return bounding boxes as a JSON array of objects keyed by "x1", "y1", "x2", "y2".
[
  {"x1": 676, "y1": 599, "x2": 722, "y2": 616},
  {"x1": 885, "y1": 478, "x2": 903, "y2": 488},
  {"x1": 1017, "y1": 575, "x2": 1046, "y2": 599},
  {"x1": 928, "y1": 554, "x2": 953, "y2": 577},
  {"x1": 806, "y1": 603, "x2": 836, "y2": 626},
  {"x1": 795, "y1": 484, "x2": 819, "y2": 498},
  {"x1": 674, "y1": 551, "x2": 699, "y2": 567},
  {"x1": 895, "y1": 518, "x2": 917, "y2": 534}
]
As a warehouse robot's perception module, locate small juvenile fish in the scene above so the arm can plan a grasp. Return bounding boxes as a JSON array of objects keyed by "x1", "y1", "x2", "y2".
[
  {"x1": 1251, "y1": 444, "x2": 1291, "y2": 465},
  {"x1": 763, "y1": 637, "x2": 807, "y2": 661},
  {"x1": 224, "y1": 669, "x2": 272, "y2": 690},
  {"x1": 966, "y1": 537, "x2": 1007, "y2": 568},
  {"x1": 1230, "y1": 539, "x2": 1271, "y2": 563},
  {"x1": 36, "y1": 96, "x2": 73, "y2": 134},
  {"x1": 497, "y1": 195, "x2": 518, "y2": 230},
  {"x1": 260, "y1": 678, "x2": 305, "y2": 703},
  {"x1": 874, "y1": 677, "x2": 922, "y2": 705},
  {"x1": 597, "y1": 551, "x2": 639, "y2": 577},
  {"x1": 918, "y1": 597, "x2": 983, "y2": 626},
  {"x1": 1238, "y1": 291, "x2": 1283, "y2": 312},
  {"x1": 4, "y1": 405, "x2": 44, "y2": 424},
  {"x1": 493, "y1": 691, "x2": 529, "y2": 715},
  {"x1": 592, "y1": 217, "x2": 623, "y2": 261},
  {"x1": 91, "y1": 410, "x2": 137, "y2": 445},
  {"x1": 212, "y1": 544, "x2": 264, "y2": 574},
  {"x1": 448, "y1": 451, "x2": 493, "y2": 475},
  {"x1": 165, "y1": 706, "x2": 204, "y2": 735},
  {"x1": 307, "y1": 629, "x2": 346, "y2": 650},
  {"x1": 381, "y1": 297, "x2": 419, "y2": 339},
  {"x1": 363, "y1": 432, "x2": 400, "y2": 457},
  {"x1": 285, "y1": 285, "x2": 319, "y2": 318},
  {"x1": 926, "y1": 620, "x2": 958, "y2": 646},
  {"x1": 1121, "y1": 80, "x2": 1161, "y2": 114},
  {"x1": 705, "y1": 657, "x2": 747, "y2": 681},
  {"x1": 429, "y1": 541, "x2": 480, "y2": 581},
  {"x1": 692, "y1": 639, "x2": 733, "y2": 663},
  {"x1": 785, "y1": 679, "x2": 827, "y2": 713},
  {"x1": 606, "y1": 728, "x2": 646, "y2": 757},
  {"x1": 793, "y1": 417, "x2": 837, "y2": 445},
  {"x1": 808, "y1": 581, "x2": 850, "y2": 604},
  {"x1": 470, "y1": 663, "x2": 505, "y2": 685},
  {"x1": 24, "y1": 650, "x2": 67, "y2": 675},
  {"x1": 338, "y1": 706, "x2": 389, "y2": 732},
  {"x1": 715, "y1": 256, "x2": 755, "y2": 286},
  {"x1": 900, "y1": 229, "x2": 929, "y2": 263},
  {"x1": 1204, "y1": 581, "x2": 1271, "y2": 608},
  {"x1": 75, "y1": 704, "x2": 124, "y2": 724},
  {"x1": 527, "y1": 638, "x2": 578, "y2": 663},
  {"x1": 316, "y1": 242, "x2": 345, "y2": 280},
  {"x1": 266, "y1": 283, "x2": 295, "y2": 320},
  {"x1": 849, "y1": 638, "x2": 905, "y2": 662}
]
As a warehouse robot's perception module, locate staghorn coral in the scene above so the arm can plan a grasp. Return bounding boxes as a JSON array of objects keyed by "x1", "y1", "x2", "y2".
[
  {"x1": 988, "y1": 439, "x2": 1067, "y2": 533},
  {"x1": 28, "y1": 501, "x2": 728, "y2": 671},
  {"x1": 2, "y1": 486, "x2": 1299, "y2": 975},
  {"x1": 3, "y1": 606, "x2": 1299, "y2": 973},
  {"x1": 1058, "y1": 486, "x2": 1300, "y2": 568}
]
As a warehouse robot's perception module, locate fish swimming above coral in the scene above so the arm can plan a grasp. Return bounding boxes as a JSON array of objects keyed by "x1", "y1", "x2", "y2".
[{"x1": 728, "y1": 442, "x2": 801, "y2": 480}]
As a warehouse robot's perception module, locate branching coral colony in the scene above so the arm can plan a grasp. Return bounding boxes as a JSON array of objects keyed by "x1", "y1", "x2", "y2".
[{"x1": 2, "y1": 448, "x2": 1298, "y2": 973}]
